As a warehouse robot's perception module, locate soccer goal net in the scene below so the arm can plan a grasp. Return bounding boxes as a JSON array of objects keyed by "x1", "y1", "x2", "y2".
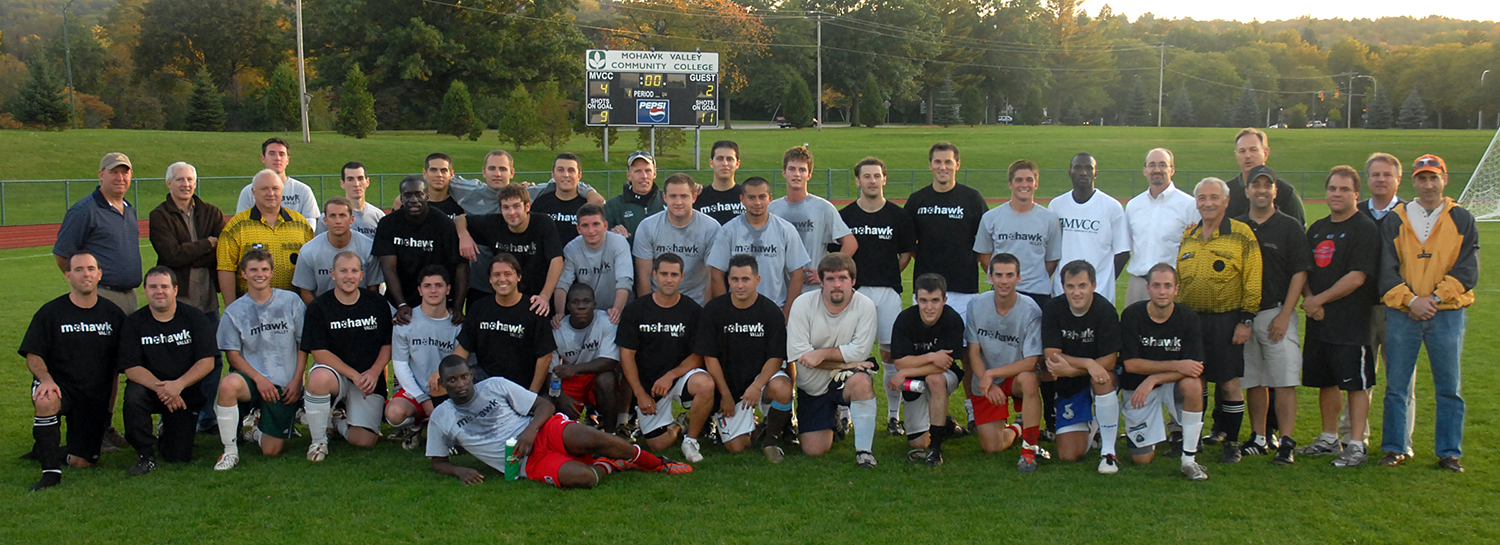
[{"x1": 1459, "y1": 126, "x2": 1500, "y2": 221}]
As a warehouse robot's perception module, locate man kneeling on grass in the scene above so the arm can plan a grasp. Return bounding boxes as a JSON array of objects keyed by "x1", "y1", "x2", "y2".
[{"x1": 428, "y1": 356, "x2": 691, "y2": 488}]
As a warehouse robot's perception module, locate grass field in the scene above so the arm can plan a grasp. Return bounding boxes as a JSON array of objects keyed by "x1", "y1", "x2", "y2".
[
  {"x1": 0, "y1": 126, "x2": 1493, "y2": 226},
  {"x1": 2, "y1": 197, "x2": 1498, "y2": 543}
]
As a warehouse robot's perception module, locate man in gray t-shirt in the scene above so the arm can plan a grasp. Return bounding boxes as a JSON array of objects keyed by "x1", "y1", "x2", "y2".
[
  {"x1": 707, "y1": 212, "x2": 810, "y2": 312},
  {"x1": 218, "y1": 288, "x2": 306, "y2": 388},
  {"x1": 632, "y1": 184, "x2": 720, "y2": 306},
  {"x1": 770, "y1": 195, "x2": 854, "y2": 293},
  {"x1": 292, "y1": 231, "x2": 383, "y2": 301},
  {"x1": 962, "y1": 254, "x2": 1046, "y2": 468},
  {"x1": 974, "y1": 202, "x2": 1061, "y2": 298},
  {"x1": 556, "y1": 206, "x2": 634, "y2": 318}
]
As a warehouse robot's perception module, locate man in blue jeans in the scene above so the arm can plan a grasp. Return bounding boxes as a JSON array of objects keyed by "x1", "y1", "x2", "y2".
[{"x1": 1375, "y1": 154, "x2": 1479, "y2": 472}]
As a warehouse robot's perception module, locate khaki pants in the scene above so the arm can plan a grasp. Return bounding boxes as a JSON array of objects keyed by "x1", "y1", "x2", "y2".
[{"x1": 97, "y1": 287, "x2": 138, "y2": 313}]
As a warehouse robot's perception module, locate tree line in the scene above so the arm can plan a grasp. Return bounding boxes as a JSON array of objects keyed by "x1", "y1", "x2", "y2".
[{"x1": 1, "y1": 0, "x2": 1497, "y2": 141}]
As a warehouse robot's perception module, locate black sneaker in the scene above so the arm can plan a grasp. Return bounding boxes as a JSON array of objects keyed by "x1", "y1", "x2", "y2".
[
  {"x1": 127, "y1": 455, "x2": 157, "y2": 477},
  {"x1": 1274, "y1": 437, "x2": 1296, "y2": 466},
  {"x1": 18, "y1": 446, "x2": 38, "y2": 461},
  {"x1": 1163, "y1": 430, "x2": 1184, "y2": 457},
  {"x1": 1240, "y1": 436, "x2": 1269, "y2": 456},
  {"x1": 1220, "y1": 441, "x2": 1242, "y2": 464},
  {"x1": 907, "y1": 448, "x2": 929, "y2": 462},
  {"x1": 833, "y1": 416, "x2": 851, "y2": 442},
  {"x1": 1202, "y1": 430, "x2": 1228, "y2": 446},
  {"x1": 29, "y1": 472, "x2": 61, "y2": 491},
  {"x1": 951, "y1": 417, "x2": 970, "y2": 438},
  {"x1": 887, "y1": 417, "x2": 906, "y2": 436},
  {"x1": 924, "y1": 448, "x2": 944, "y2": 467},
  {"x1": 1438, "y1": 457, "x2": 1465, "y2": 473}
]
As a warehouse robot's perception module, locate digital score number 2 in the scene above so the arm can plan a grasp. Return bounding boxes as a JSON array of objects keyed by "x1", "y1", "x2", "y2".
[{"x1": 698, "y1": 84, "x2": 714, "y2": 99}]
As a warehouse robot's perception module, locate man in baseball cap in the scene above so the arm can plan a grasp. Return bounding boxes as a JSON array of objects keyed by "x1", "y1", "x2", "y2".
[{"x1": 604, "y1": 151, "x2": 664, "y2": 245}]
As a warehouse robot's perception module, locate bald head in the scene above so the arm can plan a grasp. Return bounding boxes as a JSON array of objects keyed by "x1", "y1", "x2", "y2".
[
  {"x1": 1144, "y1": 148, "x2": 1174, "y2": 190},
  {"x1": 251, "y1": 169, "x2": 284, "y2": 213}
]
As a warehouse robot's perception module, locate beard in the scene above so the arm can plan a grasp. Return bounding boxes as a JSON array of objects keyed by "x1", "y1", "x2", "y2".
[{"x1": 828, "y1": 290, "x2": 846, "y2": 305}]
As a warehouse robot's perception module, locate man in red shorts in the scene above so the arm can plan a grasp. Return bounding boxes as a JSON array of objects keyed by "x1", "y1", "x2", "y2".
[
  {"x1": 427, "y1": 356, "x2": 690, "y2": 488},
  {"x1": 964, "y1": 253, "x2": 1046, "y2": 473},
  {"x1": 550, "y1": 283, "x2": 625, "y2": 433}
]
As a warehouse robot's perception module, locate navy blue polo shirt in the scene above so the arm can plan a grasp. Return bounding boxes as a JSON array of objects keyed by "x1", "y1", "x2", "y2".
[{"x1": 54, "y1": 187, "x2": 142, "y2": 290}]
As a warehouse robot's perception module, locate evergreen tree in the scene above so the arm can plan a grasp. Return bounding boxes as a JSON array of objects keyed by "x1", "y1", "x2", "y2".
[
  {"x1": 1366, "y1": 87, "x2": 1393, "y2": 129},
  {"x1": 185, "y1": 70, "x2": 226, "y2": 132},
  {"x1": 535, "y1": 80, "x2": 571, "y2": 151},
  {"x1": 932, "y1": 78, "x2": 961, "y2": 127},
  {"x1": 1020, "y1": 89, "x2": 1046, "y2": 125},
  {"x1": 337, "y1": 64, "x2": 377, "y2": 138},
  {"x1": 497, "y1": 86, "x2": 542, "y2": 150},
  {"x1": 1061, "y1": 100, "x2": 1084, "y2": 126},
  {"x1": 857, "y1": 73, "x2": 884, "y2": 128},
  {"x1": 959, "y1": 86, "x2": 986, "y2": 126},
  {"x1": 1286, "y1": 103, "x2": 1310, "y2": 129},
  {"x1": 264, "y1": 63, "x2": 299, "y2": 133},
  {"x1": 781, "y1": 74, "x2": 814, "y2": 128},
  {"x1": 10, "y1": 53, "x2": 71, "y2": 128},
  {"x1": 1168, "y1": 84, "x2": 1194, "y2": 127},
  {"x1": 1125, "y1": 78, "x2": 1154, "y2": 126},
  {"x1": 1398, "y1": 88, "x2": 1428, "y2": 129},
  {"x1": 1229, "y1": 82, "x2": 1260, "y2": 129},
  {"x1": 438, "y1": 80, "x2": 479, "y2": 140}
]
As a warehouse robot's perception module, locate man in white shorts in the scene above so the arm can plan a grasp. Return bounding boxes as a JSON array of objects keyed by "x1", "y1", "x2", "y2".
[
  {"x1": 839, "y1": 157, "x2": 916, "y2": 435},
  {"x1": 301, "y1": 251, "x2": 395, "y2": 461},
  {"x1": 385, "y1": 265, "x2": 461, "y2": 450},
  {"x1": 618, "y1": 254, "x2": 712, "y2": 460},
  {"x1": 698, "y1": 254, "x2": 795, "y2": 461},
  {"x1": 888, "y1": 273, "x2": 967, "y2": 466},
  {"x1": 787, "y1": 253, "x2": 880, "y2": 467},
  {"x1": 1119, "y1": 263, "x2": 1210, "y2": 480}
]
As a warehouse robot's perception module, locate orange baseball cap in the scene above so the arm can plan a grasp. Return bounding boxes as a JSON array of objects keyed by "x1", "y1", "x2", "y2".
[{"x1": 1412, "y1": 154, "x2": 1446, "y2": 176}]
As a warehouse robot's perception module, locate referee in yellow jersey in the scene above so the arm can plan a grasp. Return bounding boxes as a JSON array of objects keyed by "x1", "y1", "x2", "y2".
[
  {"x1": 217, "y1": 170, "x2": 316, "y2": 307},
  {"x1": 1176, "y1": 177, "x2": 1261, "y2": 465}
]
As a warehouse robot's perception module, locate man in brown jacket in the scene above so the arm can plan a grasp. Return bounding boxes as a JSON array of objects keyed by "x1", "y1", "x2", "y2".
[{"x1": 148, "y1": 161, "x2": 226, "y2": 433}]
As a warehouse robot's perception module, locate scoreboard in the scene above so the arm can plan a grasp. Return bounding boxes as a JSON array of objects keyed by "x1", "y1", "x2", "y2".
[{"x1": 584, "y1": 50, "x2": 720, "y2": 128}]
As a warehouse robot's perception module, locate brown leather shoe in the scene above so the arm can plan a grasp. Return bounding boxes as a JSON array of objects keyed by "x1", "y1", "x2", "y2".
[
  {"x1": 1377, "y1": 452, "x2": 1407, "y2": 467},
  {"x1": 1438, "y1": 457, "x2": 1465, "y2": 473}
]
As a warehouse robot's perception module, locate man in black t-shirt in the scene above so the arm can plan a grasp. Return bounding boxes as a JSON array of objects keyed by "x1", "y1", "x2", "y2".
[
  {"x1": 118, "y1": 267, "x2": 217, "y2": 475},
  {"x1": 1120, "y1": 263, "x2": 1209, "y2": 480},
  {"x1": 889, "y1": 273, "x2": 968, "y2": 466},
  {"x1": 530, "y1": 153, "x2": 590, "y2": 244},
  {"x1": 21, "y1": 252, "x2": 127, "y2": 491},
  {"x1": 842, "y1": 157, "x2": 918, "y2": 436},
  {"x1": 301, "y1": 251, "x2": 395, "y2": 461},
  {"x1": 373, "y1": 176, "x2": 467, "y2": 325},
  {"x1": 698, "y1": 254, "x2": 793, "y2": 461},
  {"x1": 423, "y1": 152, "x2": 465, "y2": 218},
  {"x1": 1042, "y1": 260, "x2": 1123, "y2": 474},
  {"x1": 696, "y1": 140, "x2": 746, "y2": 224},
  {"x1": 460, "y1": 184, "x2": 564, "y2": 315},
  {"x1": 619, "y1": 253, "x2": 710, "y2": 459},
  {"x1": 452, "y1": 253, "x2": 556, "y2": 392},
  {"x1": 1300, "y1": 166, "x2": 1381, "y2": 468}
]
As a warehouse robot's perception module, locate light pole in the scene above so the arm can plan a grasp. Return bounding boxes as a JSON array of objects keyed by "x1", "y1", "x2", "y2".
[
  {"x1": 62, "y1": 0, "x2": 78, "y2": 129},
  {"x1": 1157, "y1": 43, "x2": 1165, "y2": 127},
  {"x1": 1354, "y1": 74, "x2": 1376, "y2": 128},
  {"x1": 295, "y1": 0, "x2": 310, "y2": 143},
  {"x1": 1481, "y1": 70, "x2": 1491, "y2": 131}
]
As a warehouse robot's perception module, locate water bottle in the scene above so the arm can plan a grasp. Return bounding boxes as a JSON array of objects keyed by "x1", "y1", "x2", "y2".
[
  {"x1": 548, "y1": 372, "x2": 562, "y2": 398},
  {"x1": 504, "y1": 438, "x2": 519, "y2": 480},
  {"x1": 901, "y1": 378, "x2": 926, "y2": 393}
]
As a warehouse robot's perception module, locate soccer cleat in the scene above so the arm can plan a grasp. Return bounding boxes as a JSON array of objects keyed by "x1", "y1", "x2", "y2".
[
  {"x1": 655, "y1": 455, "x2": 693, "y2": 475},
  {"x1": 1219, "y1": 441, "x2": 1242, "y2": 464},
  {"x1": 887, "y1": 417, "x2": 906, "y2": 436},
  {"x1": 1098, "y1": 453, "x2": 1119, "y2": 474},
  {"x1": 1332, "y1": 442, "x2": 1368, "y2": 468},
  {"x1": 834, "y1": 416, "x2": 851, "y2": 442},
  {"x1": 1438, "y1": 457, "x2": 1465, "y2": 473},
  {"x1": 1274, "y1": 437, "x2": 1297, "y2": 466},
  {"x1": 855, "y1": 450, "x2": 877, "y2": 468},
  {"x1": 214, "y1": 452, "x2": 240, "y2": 471},
  {"x1": 596, "y1": 458, "x2": 633, "y2": 473},
  {"x1": 241, "y1": 427, "x2": 263, "y2": 446},
  {"x1": 925, "y1": 448, "x2": 944, "y2": 467},
  {"x1": 1031, "y1": 443, "x2": 1053, "y2": 461},
  {"x1": 1163, "y1": 430, "x2": 1184, "y2": 458},
  {"x1": 1039, "y1": 427, "x2": 1056, "y2": 443},
  {"x1": 1017, "y1": 453, "x2": 1037, "y2": 474},
  {"x1": 681, "y1": 437, "x2": 703, "y2": 463},
  {"x1": 102, "y1": 427, "x2": 128, "y2": 450},
  {"x1": 907, "y1": 448, "x2": 929, "y2": 463},
  {"x1": 306, "y1": 442, "x2": 329, "y2": 463},
  {"x1": 29, "y1": 472, "x2": 61, "y2": 491},
  {"x1": 242, "y1": 409, "x2": 261, "y2": 431},
  {"x1": 1180, "y1": 462, "x2": 1210, "y2": 481},
  {"x1": 959, "y1": 420, "x2": 974, "y2": 438},
  {"x1": 1377, "y1": 452, "x2": 1407, "y2": 467},
  {"x1": 1201, "y1": 430, "x2": 1228, "y2": 446},
  {"x1": 1296, "y1": 436, "x2": 1342, "y2": 457},
  {"x1": 1239, "y1": 436, "x2": 1269, "y2": 456},
  {"x1": 762, "y1": 445, "x2": 785, "y2": 464},
  {"x1": 127, "y1": 455, "x2": 156, "y2": 477}
]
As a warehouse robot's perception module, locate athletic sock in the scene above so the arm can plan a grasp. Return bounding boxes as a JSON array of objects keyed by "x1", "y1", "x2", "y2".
[
  {"x1": 1182, "y1": 410, "x2": 1204, "y2": 465},
  {"x1": 930, "y1": 421, "x2": 953, "y2": 450},
  {"x1": 214, "y1": 404, "x2": 239, "y2": 453},
  {"x1": 591, "y1": 459, "x2": 618, "y2": 475},
  {"x1": 1022, "y1": 425, "x2": 1040, "y2": 448},
  {"x1": 33, "y1": 416, "x2": 61, "y2": 473},
  {"x1": 838, "y1": 405, "x2": 851, "y2": 422},
  {"x1": 850, "y1": 398, "x2": 877, "y2": 453},
  {"x1": 629, "y1": 445, "x2": 665, "y2": 471},
  {"x1": 389, "y1": 416, "x2": 416, "y2": 430},
  {"x1": 882, "y1": 362, "x2": 902, "y2": 420},
  {"x1": 1221, "y1": 401, "x2": 1245, "y2": 444},
  {"x1": 1040, "y1": 381, "x2": 1058, "y2": 431},
  {"x1": 763, "y1": 403, "x2": 793, "y2": 447},
  {"x1": 304, "y1": 394, "x2": 332, "y2": 445},
  {"x1": 335, "y1": 416, "x2": 351, "y2": 440},
  {"x1": 963, "y1": 398, "x2": 975, "y2": 423},
  {"x1": 1250, "y1": 433, "x2": 1267, "y2": 447},
  {"x1": 1094, "y1": 392, "x2": 1120, "y2": 457},
  {"x1": 1318, "y1": 431, "x2": 1339, "y2": 444}
]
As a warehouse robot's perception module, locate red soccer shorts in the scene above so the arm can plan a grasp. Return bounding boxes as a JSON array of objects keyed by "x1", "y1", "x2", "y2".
[{"x1": 525, "y1": 414, "x2": 594, "y2": 488}]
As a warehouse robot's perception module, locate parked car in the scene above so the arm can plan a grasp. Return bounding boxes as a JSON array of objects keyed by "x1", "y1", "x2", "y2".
[{"x1": 996, "y1": 115, "x2": 1014, "y2": 125}]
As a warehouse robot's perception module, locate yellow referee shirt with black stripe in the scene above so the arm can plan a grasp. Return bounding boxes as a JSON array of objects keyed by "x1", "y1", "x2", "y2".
[
  {"x1": 1176, "y1": 218, "x2": 1261, "y2": 319},
  {"x1": 217, "y1": 207, "x2": 315, "y2": 294}
]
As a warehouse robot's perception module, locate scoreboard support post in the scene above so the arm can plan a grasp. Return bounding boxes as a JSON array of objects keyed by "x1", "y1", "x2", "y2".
[
  {"x1": 694, "y1": 127, "x2": 701, "y2": 170},
  {"x1": 602, "y1": 127, "x2": 609, "y2": 163}
]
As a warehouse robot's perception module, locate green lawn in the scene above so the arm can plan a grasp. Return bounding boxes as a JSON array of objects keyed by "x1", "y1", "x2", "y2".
[
  {"x1": 0, "y1": 126, "x2": 1492, "y2": 226},
  {"x1": 2, "y1": 201, "x2": 1498, "y2": 543}
]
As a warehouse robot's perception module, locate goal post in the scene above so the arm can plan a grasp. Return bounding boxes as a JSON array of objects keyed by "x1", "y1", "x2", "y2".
[{"x1": 1458, "y1": 125, "x2": 1500, "y2": 221}]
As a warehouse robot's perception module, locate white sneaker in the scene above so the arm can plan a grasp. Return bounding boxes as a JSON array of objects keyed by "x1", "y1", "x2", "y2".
[
  {"x1": 1098, "y1": 453, "x2": 1119, "y2": 474},
  {"x1": 681, "y1": 437, "x2": 703, "y2": 463},
  {"x1": 307, "y1": 442, "x2": 329, "y2": 463},
  {"x1": 240, "y1": 427, "x2": 262, "y2": 445},
  {"x1": 214, "y1": 451, "x2": 239, "y2": 471}
]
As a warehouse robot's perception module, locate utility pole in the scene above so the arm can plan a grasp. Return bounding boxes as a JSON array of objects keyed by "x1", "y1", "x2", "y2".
[
  {"x1": 62, "y1": 0, "x2": 78, "y2": 129},
  {"x1": 1482, "y1": 70, "x2": 1491, "y2": 131},
  {"x1": 1157, "y1": 43, "x2": 1165, "y2": 127},
  {"x1": 816, "y1": 15, "x2": 823, "y2": 132},
  {"x1": 1347, "y1": 75, "x2": 1354, "y2": 129},
  {"x1": 296, "y1": 0, "x2": 310, "y2": 143}
]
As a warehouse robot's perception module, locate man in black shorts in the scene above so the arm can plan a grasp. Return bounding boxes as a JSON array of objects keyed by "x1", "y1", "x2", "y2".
[
  {"x1": 118, "y1": 266, "x2": 217, "y2": 476},
  {"x1": 302, "y1": 251, "x2": 395, "y2": 461},
  {"x1": 21, "y1": 252, "x2": 127, "y2": 490}
]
